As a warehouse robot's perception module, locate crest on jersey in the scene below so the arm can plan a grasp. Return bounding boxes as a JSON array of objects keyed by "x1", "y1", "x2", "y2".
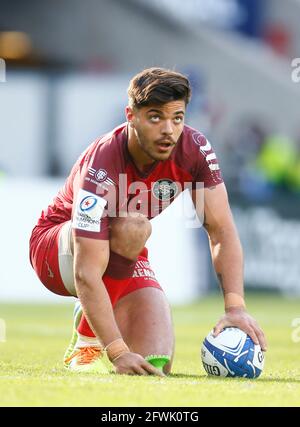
[
  {"x1": 95, "y1": 169, "x2": 108, "y2": 182},
  {"x1": 152, "y1": 179, "x2": 178, "y2": 201}
]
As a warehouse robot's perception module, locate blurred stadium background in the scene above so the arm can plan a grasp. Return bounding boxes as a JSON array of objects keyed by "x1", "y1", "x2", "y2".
[{"x1": 1, "y1": 0, "x2": 300, "y2": 305}]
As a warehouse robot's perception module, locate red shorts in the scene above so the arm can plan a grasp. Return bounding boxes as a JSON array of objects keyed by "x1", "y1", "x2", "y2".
[{"x1": 29, "y1": 221, "x2": 162, "y2": 307}]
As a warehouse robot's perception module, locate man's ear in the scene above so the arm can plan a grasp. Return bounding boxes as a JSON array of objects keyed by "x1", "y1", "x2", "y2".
[{"x1": 125, "y1": 106, "x2": 135, "y2": 128}]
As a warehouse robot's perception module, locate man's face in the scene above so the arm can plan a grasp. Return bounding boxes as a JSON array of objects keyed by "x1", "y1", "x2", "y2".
[{"x1": 126, "y1": 100, "x2": 186, "y2": 162}]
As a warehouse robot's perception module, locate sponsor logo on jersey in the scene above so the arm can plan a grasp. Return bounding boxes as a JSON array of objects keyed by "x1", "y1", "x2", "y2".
[
  {"x1": 73, "y1": 189, "x2": 107, "y2": 232},
  {"x1": 132, "y1": 260, "x2": 158, "y2": 281},
  {"x1": 80, "y1": 196, "x2": 97, "y2": 212},
  {"x1": 152, "y1": 179, "x2": 178, "y2": 201},
  {"x1": 87, "y1": 167, "x2": 115, "y2": 185}
]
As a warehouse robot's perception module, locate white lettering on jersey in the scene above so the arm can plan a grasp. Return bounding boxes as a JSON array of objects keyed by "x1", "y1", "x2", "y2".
[
  {"x1": 192, "y1": 132, "x2": 220, "y2": 173},
  {"x1": 200, "y1": 139, "x2": 212, "y2": 152},
  {"x1": 72, "y1": 189, "x2": 107, "y2": 232},
  {"x1": 209, "y1": 163, "x2": 220, "y2": 171}
]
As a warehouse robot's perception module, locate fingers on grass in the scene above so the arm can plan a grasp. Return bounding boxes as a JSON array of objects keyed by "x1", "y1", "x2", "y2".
[{"x1": 143, "y1": 362, "x2": 165, "y2": 377}]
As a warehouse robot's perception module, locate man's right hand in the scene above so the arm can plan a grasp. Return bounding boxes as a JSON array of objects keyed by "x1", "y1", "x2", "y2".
[{"x1": 112, "y1": 352, "x2": 165, "y2": 376}]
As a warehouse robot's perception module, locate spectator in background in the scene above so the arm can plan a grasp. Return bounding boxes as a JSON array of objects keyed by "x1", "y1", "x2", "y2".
[
  {"x1": 223, "y1": 118, "x2": 267, "y2": 198},
  {"x1": 223, "y1": 118, "x2": 300, "y2": 200},
  {"x1": 255, "y1": 134, "x2": 297, "y2": 192}
]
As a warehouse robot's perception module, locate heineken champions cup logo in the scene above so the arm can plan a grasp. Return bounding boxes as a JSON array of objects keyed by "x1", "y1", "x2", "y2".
[{"x1": 152, "y1": 179, "x2": 178, "y2": 201}]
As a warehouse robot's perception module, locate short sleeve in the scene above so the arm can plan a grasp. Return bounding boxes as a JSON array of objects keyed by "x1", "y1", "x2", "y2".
[{"x1": 72, "y1": 145, "x2": 118, "y2": 240}]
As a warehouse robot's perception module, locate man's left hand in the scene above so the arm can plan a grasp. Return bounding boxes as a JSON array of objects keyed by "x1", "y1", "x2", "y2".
[{"x1": 213, "y1": 307, "x2": 267, "y2": 351}]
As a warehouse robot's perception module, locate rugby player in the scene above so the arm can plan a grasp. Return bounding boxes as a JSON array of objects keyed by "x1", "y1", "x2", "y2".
[{"x1": 29, "y1": 67, "x2": 267, "y2": 376}]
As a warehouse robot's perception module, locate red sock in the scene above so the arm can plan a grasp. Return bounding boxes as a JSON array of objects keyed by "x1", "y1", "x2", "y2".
[
  {"x1": 77, "y1": 315, "x2": 95, "y2": 337},
  {"x1": 77, "y1": 251, "x2": 136, "y2": 338}
]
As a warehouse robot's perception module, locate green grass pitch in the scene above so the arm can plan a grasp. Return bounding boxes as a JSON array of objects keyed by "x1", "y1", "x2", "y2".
[{"x1": 0, "y1": 293, "x2": 300, "y2": 407}]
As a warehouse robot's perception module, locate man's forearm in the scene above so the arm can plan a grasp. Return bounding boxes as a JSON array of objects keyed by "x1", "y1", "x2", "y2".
[
  {"x1": 207, "y1": 224, "x2": 244, "y2": 300},
  {"x1": 75, "y1": 272, "x2": 122, "y2": 347}
]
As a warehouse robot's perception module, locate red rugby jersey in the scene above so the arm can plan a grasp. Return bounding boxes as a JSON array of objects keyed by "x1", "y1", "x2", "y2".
[{"x1": 36, "y1": 123, "x2": 223, "y2": 239}]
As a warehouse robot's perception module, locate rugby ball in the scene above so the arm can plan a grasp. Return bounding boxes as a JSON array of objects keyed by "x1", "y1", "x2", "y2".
[{"x1": 201, "y1": 327, "x2": 264, "y2": 378}]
